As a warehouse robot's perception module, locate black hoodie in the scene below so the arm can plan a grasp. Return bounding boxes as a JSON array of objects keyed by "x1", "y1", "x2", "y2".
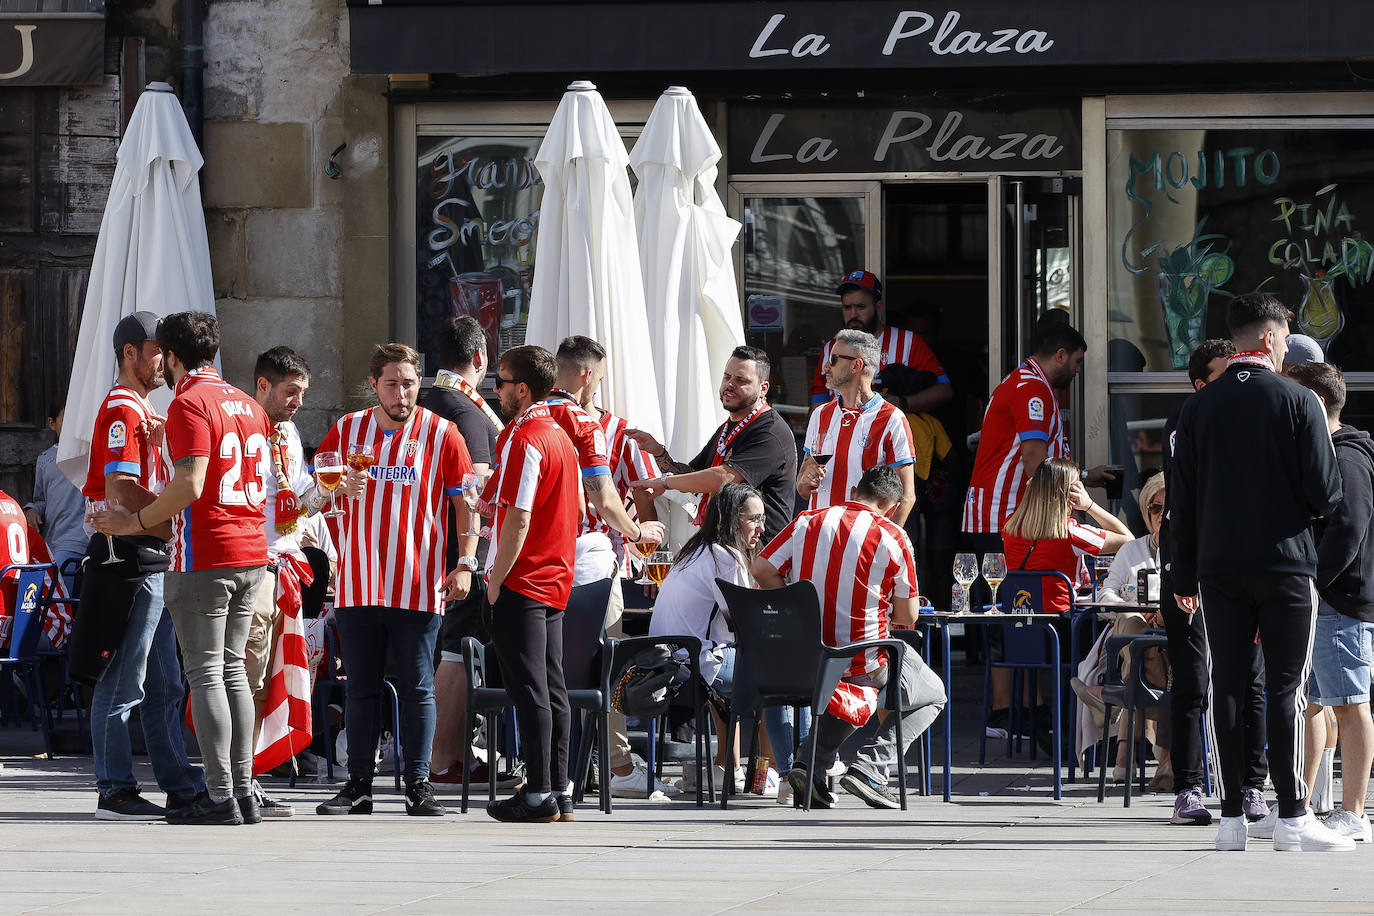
[{"x1": 1315, "y1": 425, "x2": 1374, "y2": 622}]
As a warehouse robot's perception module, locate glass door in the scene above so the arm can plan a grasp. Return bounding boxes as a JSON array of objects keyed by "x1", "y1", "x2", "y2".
[{"x1": 729, "y1": 181, "x2": 881, "y2": 438}]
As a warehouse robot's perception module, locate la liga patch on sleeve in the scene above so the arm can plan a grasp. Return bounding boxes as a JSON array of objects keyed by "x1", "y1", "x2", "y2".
[
  {"x1": 107, "y1": 420, "x2": 127, "y2": 449},
  {"x1": 1027, "y1": 397, "x2": 1045, "y2": 422}
]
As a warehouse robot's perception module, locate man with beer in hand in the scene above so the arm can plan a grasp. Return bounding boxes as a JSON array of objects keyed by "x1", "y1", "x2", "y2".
[
  {"x1": 483, "y1": 345, "x2": 581, "y2": 823},
  {"x1": 314, "y1": 343, "x2": 476, "y2": 818}
]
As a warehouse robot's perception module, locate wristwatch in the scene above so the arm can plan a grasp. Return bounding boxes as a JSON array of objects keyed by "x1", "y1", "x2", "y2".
[{"x1": 456, "y1": 556, "x2": 479, "y2": 571}]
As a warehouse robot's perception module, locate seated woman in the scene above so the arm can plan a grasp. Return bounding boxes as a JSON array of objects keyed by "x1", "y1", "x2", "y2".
[
  {"x1": 1073, "y1": 472, "x2": 1173, "y2": 786},
  {"x1": 648, "y1": 482, "x2": 766, "y2": 791}
]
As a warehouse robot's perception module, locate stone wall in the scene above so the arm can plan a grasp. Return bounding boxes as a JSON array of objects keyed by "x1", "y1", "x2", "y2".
[{"x1": 200, "y1": 0, "x2": 387, "y2": 445}]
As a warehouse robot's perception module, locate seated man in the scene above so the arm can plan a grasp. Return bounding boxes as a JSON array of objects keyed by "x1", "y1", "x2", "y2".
[{"x1": 753, "y1": 465, "x2": 946, "y2": 809}]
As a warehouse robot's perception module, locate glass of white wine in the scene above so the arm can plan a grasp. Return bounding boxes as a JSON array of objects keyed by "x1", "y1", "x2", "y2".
[
  {"x1": 952, "y1": 552, "x2": 978, "y2": 615},
  {"x1": 982, "y1": 552, "x2": 1007, "y2": 614}
]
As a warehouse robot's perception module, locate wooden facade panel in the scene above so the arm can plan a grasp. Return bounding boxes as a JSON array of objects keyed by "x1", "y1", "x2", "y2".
[
  {"x1": 0, "y1": 90, "x2": 36, "y2": 233},
  {"x1": 56, "y1": 133, "x2": 115, "y2": 233},
  {"x1": 58, "y1": 74, "x2": 121, "y2": 137}
]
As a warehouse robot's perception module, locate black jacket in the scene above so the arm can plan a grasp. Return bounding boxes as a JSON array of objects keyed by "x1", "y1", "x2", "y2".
[
  {"x1": 1315, "y1": 425, "x2": 1374, "y2": 622},
  {"x1": 1169, "y1": 361, "x2": 1342, "y2": 594}
]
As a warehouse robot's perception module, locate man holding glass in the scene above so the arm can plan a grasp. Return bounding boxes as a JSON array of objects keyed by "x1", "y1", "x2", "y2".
[
  {"x1": 80, "y1": 311, "x2": 204, "y2": 821},
  {"x1": 797, "y1": 329, "x2": 917, "y2": 526},
  {"x1": 314, "y1": 343, "x2": 476, "y2": 818}
]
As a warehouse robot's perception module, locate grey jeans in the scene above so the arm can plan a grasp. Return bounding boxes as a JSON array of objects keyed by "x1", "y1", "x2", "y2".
[
  {"x1": 165, "y1": 564, "x2": 267, "y2": 801},
  {"x1": 801, "y1": 649, "x2": 947, "y2": 785}
]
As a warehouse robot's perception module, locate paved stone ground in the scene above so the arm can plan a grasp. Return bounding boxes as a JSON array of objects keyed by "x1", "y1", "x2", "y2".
[{"x1": 2, "y1": 673, "x2": 1371, "y2": 915}]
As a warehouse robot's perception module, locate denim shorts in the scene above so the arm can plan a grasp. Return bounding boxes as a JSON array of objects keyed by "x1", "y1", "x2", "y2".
[{"x1": 1307, "y1": 601, "x2": 1374, "y2": 707}]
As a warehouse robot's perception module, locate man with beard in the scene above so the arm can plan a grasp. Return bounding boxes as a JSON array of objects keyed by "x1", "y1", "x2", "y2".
[
  {"x1": 809, "y1": 270, "x2": 952, "y2": 413},
  {"x1": 628, "y1": 346, "x2": 797, "y2": 547},
  {"x1": 313, "y1": 343, "x2": 476, "y2": 818}
]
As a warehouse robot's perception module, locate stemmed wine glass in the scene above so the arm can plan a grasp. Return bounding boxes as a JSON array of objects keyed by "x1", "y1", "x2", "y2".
[
  {"x1": 347, "y1": 443, "x2": 375, "y2": 475},
  {"x1": 645, "y1": 550, "x2": 673, "y2": 587},
  {"x1": 982, "y1": 552, "x2": 1008, "y2": 613},
  {"x1": 315, "y1": 450, "x2": 346, "y2": 519},
  {"x1": 633, "y1": 535, "x2": 665, "y2": 586},
  {"x1": 952, "y1": 552, "x2": 978, "y2": 614},
  {"x1": 460, "y1": 470, "x2": 486, "y2": 536},
  {"x1": 811, "y1": 426, "x2": 836, "y2": 470},
  {"x1": 88, "y1": 498, "x2": 122, "y2": 565}
]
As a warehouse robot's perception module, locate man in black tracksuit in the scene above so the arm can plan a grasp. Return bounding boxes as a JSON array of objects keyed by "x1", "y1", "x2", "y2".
[
  {"x1": 1160, "y1": 339, "x2": 1270, "y2": 827},
  {"x1": 1171, "y1": 293, "x2": 1344, "y2": 853}
]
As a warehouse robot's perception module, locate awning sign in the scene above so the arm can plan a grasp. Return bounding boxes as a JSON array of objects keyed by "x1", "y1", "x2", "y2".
[{"x1": 0, "y1": 14, "x2": 105, "y2": 86}]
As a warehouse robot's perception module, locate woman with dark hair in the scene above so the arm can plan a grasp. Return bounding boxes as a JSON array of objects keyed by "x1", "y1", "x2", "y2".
[{"x1": 649, "y1": 482, "x2": 765, "y2": 791}]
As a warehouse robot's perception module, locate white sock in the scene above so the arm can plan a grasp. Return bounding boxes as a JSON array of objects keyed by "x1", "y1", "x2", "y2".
[{"x1": 524, "y1": 790, "x2": 550, "y2": 804}]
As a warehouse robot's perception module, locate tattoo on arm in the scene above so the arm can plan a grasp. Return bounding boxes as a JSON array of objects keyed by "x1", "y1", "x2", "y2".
[
  {"x1": 174, "y1": 456, "x2": 198, "y2": 469},
  {"x1": 657, "y1": 453, "x2": 692, "y2": 475}
]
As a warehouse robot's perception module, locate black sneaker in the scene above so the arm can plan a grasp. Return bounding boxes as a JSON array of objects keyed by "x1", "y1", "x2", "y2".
[
  {"x1": 253, "y1": 780, "x2": 294, "y2": 818},
  {"x1": 985, "y1": 708, "x2": 1010, "y2": 739},
  {"x1": 556, "y1": 794, "x2": 574, "y2": 822},
  {"x1": 404, "y1": 779, "x2": 446, "y2": 817},
  {"x1": 316, "y1": 779, "x2": 374, "y2": 815},
  {"x1": 839, "y1": 768, "x2": 900, "y2": 810},
  {"x1": 486, "y1": 792, "x2": 560, "y2": 823},
  {"x1": 96, "y1": 788, "x2": 166, "y2": 821},
  {"x1": 166, "y1": 791, "x2": 199, "y2": 815},
  {"x1": 785, "y1": 766, "x2": 835, "y2": 809},
  {"x1": 237, "y1": 794, "x2": 263, "y2": 825},
  {"x1": 165, "y1": 790, "x2": 243, "y2": 826}
]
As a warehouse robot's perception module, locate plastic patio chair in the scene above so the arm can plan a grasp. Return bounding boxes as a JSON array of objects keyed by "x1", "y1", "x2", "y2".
[
  {"x1": 1097, "y1": 633, "x2": 1170, "y2": 807},
  {"x1": 0, "y1": 565, "x2": 57, "y2": 758}
]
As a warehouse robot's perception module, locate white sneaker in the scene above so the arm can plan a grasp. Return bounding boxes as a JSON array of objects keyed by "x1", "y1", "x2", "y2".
[
  {"x1": 776, "y1": 783, "x2": 794, "y2": 806},
  {"x1": 825, "y1": 760, "x2": 847, "y2": 778},
  {"x1": 610, "y1": 764, "x2": 682, "y2": 798},
  {"x1": 1216, "y1": 815, "x2": 1248, "y2": 851},
  {"x1": 1274, "y1": 812, "x2": 1358, "y2": 851},
  {"x1": 1247, "y1": 804, "x2": 1279, "y2": 839},
  {"x1": 1321, "y1": 809, "x2": 1372, "y2": 843},
  {"x1": 676, "y1": 764, "x2": 745, "y2": 794}
]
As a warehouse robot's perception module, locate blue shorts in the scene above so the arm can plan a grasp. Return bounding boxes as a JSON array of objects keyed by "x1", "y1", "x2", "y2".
[
  {"x1": 711, "y1": 646, "x2": 736, "y2": 701},
  {"x1": 1307, "y1": 601, "x2": 1374, "y2": 707}
]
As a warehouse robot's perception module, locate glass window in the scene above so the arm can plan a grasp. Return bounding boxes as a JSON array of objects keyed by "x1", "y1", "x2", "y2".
[
  {"x1": 415, "y1": 136, "x2": 542, "y2": 377},
  {"x1": 741, "y1": 196, "x2": 866, "y2": 435},
  {"x1": 1105, "y1": 390, "x2": 1186, "y2": 533},
  {"x1": 1108, "y1": 128, "x2": 1374, "y2": 372}
]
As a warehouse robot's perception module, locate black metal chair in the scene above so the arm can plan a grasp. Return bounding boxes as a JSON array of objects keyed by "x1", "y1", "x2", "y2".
[
  {"x1": 461, "y1": 577, "x2": 615, "y2": 814},
  {"x1": 715, "y1": 578, "x2": 911, "y2": 811},
  {"x1": 1097, "y1": 633, "x2": 1170, "y2": 807}
]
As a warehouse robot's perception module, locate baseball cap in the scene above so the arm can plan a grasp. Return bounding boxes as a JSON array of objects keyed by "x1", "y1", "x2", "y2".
[
  {"x1": 1283, "y1": 333, "x2": 1324, "y2": 367},
  {"x1": 836, "y1": 269, "x2": 883, "y2": 300},
  {"x1": 113, "y1": 311, "x2": 160, "y2": 352}
]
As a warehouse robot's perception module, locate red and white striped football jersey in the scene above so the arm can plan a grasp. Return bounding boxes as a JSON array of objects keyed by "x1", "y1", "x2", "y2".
[
  {"x1": 0, "y1": 493, "x2": 71, "y2": 648},
  {"x1": 811, "y1": 326, "x2": 948, "y2": 404},
  {"x1": 803, "y1": 394, "x2": 914, "y2": 512},
  {"x1": 318, "y1": 405, "x2": 472, "y2": 614},
  {"x1": 758, "y1": 502, "x2": 918, "y2": 677},
  {"x1": 1002, "y1": 519, "x2": 1106, "y2": 613},
  {"x1": 82, "y1": 385, "x2": 168, "y2": 500},
  {"x1": 962, "y1": 359, "x2": 1069, "y2": 534},
  {"x1": 587, "y1": 410, "x2": 660, "y2": 575}
]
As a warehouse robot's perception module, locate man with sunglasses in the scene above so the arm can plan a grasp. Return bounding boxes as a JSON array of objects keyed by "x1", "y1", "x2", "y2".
[{"x1": 798, "y1": 329, "x2": 917, "y2": 526}]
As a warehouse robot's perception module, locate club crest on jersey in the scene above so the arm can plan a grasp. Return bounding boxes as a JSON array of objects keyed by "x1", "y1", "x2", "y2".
[
  {"x1": 107, "y1": 420, "x2": 127, "y2": 449},
  {"x1": 1027, "y1": 397, "x2": 1045, "y2": 422},
  {"x1": 1169, "y1": 430, "x2": 1177, "y2": 455},
  {"x1": 405, "y1": 439, "x2": 420, "y2": 458},
  {"x1": 861, "y1": 432, "x2": 872, "y2": 449}
]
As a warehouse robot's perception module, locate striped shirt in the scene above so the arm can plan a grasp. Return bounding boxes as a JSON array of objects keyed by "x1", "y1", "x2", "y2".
[
  {"x1": 1002, "y1": 519, "x2": 1107, "y2": 613},
  {"x1": 588, "y1": 409, "x2": 660, "y2": 576},
  {"x1": 81, "y1": 384, "x2": 168, "y2": 500},
  {"x1": 811, "y1": 326, "x2": 949, "y2": 404},
  {"x1": 318, "y1": 406, "x2": 472, "y2": 614},
  {"x1": 758, "y1": 501, "x2": 918, "y2": 677},
  {"x1": 803, "y1": 393, "x2": 914, "y2": 512},
  {"x1": 962, "y1": 359, "x2": 1068, "y2": 534}
]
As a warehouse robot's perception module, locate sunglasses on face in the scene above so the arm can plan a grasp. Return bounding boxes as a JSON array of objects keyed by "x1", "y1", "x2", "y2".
[
  {"x1": 828, "y1": 353, "x2": 859, "y2": 366},
  {"x1": 494, "y1": 375, "x2": 519, "y2": 389},
  {"x1": 1147, "y1": 503, "x2": 1165, "y2": 514}
]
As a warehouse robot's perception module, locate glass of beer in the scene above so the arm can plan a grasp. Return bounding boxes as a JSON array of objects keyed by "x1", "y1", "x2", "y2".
[
  {"x1": 982, "y1": 552, "x2": 1007, "y2": 613},
  {"x1": 646, "y1": 550, "x2": 673, "y2": 587},
  {"x1": 316, "y1": 450, "x2": 346, "y2": 518},
  {"x1": 633, "y1": 535, "x2": 664, "y2": 586}
]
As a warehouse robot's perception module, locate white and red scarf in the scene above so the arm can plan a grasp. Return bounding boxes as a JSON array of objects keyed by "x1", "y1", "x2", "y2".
[
  {"x1": 694, "y1": 402, "x2": 768, "y2": 525},
  {"x1": 1228, "y1": 350, "x2": 1276, "y2": 372}
]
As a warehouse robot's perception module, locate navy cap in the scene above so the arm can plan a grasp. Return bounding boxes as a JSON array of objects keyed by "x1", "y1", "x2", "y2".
[
  {"x1": 113, "y1": 311, "x2": 160, "y2": 352},
  {"x1": 836, "y1": 269, "x2": 883, "y2": 300}
]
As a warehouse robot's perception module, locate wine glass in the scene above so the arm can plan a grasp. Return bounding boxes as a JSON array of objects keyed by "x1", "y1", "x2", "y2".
[
  {"x1": 460, "y1": 470, "x2": 485, "y2": 536},
  {"x1": 645, "y1": 550, "x2": 673, "y2": 587},
  {"x1": 982, "y1": 552, "x2": 1008, "y2": 613},
  {"x1": 633, "y1": 535, "x2": 664, "y2": 586},
  {"x1": 811, "y1": 426, "x2": 836, "y2": 469},
  {"x1": 315, "y1": 450, "x2": 346, "y2": 519},
  {"x1": 347, "y1": 443, "x2": 375, "y2": 473},
  {"x1": 952, "y1": 552, "x2": 978, "y2": 615},
  {"x1": 88, "y1": 498, "x2": 122, "y2": 565}
]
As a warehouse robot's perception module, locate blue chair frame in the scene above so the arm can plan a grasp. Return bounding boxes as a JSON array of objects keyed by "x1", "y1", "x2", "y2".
[{"x1": 1, "y1": 564, "x2": 58, "y2": 757}]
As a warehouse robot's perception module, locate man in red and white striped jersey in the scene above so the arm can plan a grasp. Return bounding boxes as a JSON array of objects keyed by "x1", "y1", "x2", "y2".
[
  {"x1": 94, "y1": 312, "x2": 274, "y2": 826},
  {"x1": 484, "y1": 345, "x2": 581, "y2": 823},
  {"x1": 313, "y1": 343, "x2": 476, "y2": 819},
  {"x1": 551, "y1": 336, "x2": 675, "y2": 798},
  {"x1": 754, "y1": 465, "x2": 946, "y2": 810},
  {"x1": 961, "y1": 322, "x2": 1115, "y2": 731},
  {"x1": 79, "y1": 311, "x2": 204, "y2": 822},
  {"x1": 798, "y1": 329, "x2": 917, "y2": 526},
  {"x1": 810, "y1": 270, "x2": 952, "y2": 414}
]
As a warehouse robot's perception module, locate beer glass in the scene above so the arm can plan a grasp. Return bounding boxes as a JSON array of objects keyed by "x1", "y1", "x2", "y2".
[{"x1": 316, "y1": 450, "x2": 346, "y2": 519}]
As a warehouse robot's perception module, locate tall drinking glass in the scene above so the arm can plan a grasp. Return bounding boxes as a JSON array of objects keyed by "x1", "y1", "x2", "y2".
[{"x1": 316, "y1": 450, "x2": 345, "y2": 519}]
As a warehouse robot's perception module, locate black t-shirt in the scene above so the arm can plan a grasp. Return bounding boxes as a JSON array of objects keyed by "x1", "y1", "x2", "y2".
[
  {"x1": 691, "y1": 407, "x2": 798, "y2": 544},
  {"x1": 418, "y1": 383, "x2": 500, "y2": 568}
]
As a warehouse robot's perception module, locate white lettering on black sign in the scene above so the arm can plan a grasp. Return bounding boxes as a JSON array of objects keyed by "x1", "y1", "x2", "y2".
[{"x1": 748, "y1": 9, "x2": 1054, "y2": 62}]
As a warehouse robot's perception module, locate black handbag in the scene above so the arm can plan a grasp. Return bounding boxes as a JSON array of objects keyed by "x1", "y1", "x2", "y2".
[{"x1": 611, "y1": 645, "x2": 689, "y2": 719}]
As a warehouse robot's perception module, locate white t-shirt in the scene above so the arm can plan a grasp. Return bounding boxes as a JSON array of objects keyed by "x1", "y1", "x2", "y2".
[{"x1": 648, "y1": 544, "x2": 752, "y2": 684}]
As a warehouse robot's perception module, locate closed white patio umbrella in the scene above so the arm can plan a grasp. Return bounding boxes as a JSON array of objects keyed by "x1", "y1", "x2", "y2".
[
  {"x1": 525, "y1": 80, "x2": 664, "y2": 439},
  {"x1": 630, "y1": 86, "x2": 744, "y2": 463},
  {"x1": 57, "y1": 81, "x2": 216, "y2": 486}
]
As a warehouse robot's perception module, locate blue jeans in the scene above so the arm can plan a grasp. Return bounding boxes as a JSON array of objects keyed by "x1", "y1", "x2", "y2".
[
  {"x1": 335, "y1": 606, "x2": 441, "y2": 784},
  {"x1": 90, "y1": 572, "x2": 204, "y2": 799},
  {"x1": 764, "y1": 704, "x2": 813, "y2": 773}
]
